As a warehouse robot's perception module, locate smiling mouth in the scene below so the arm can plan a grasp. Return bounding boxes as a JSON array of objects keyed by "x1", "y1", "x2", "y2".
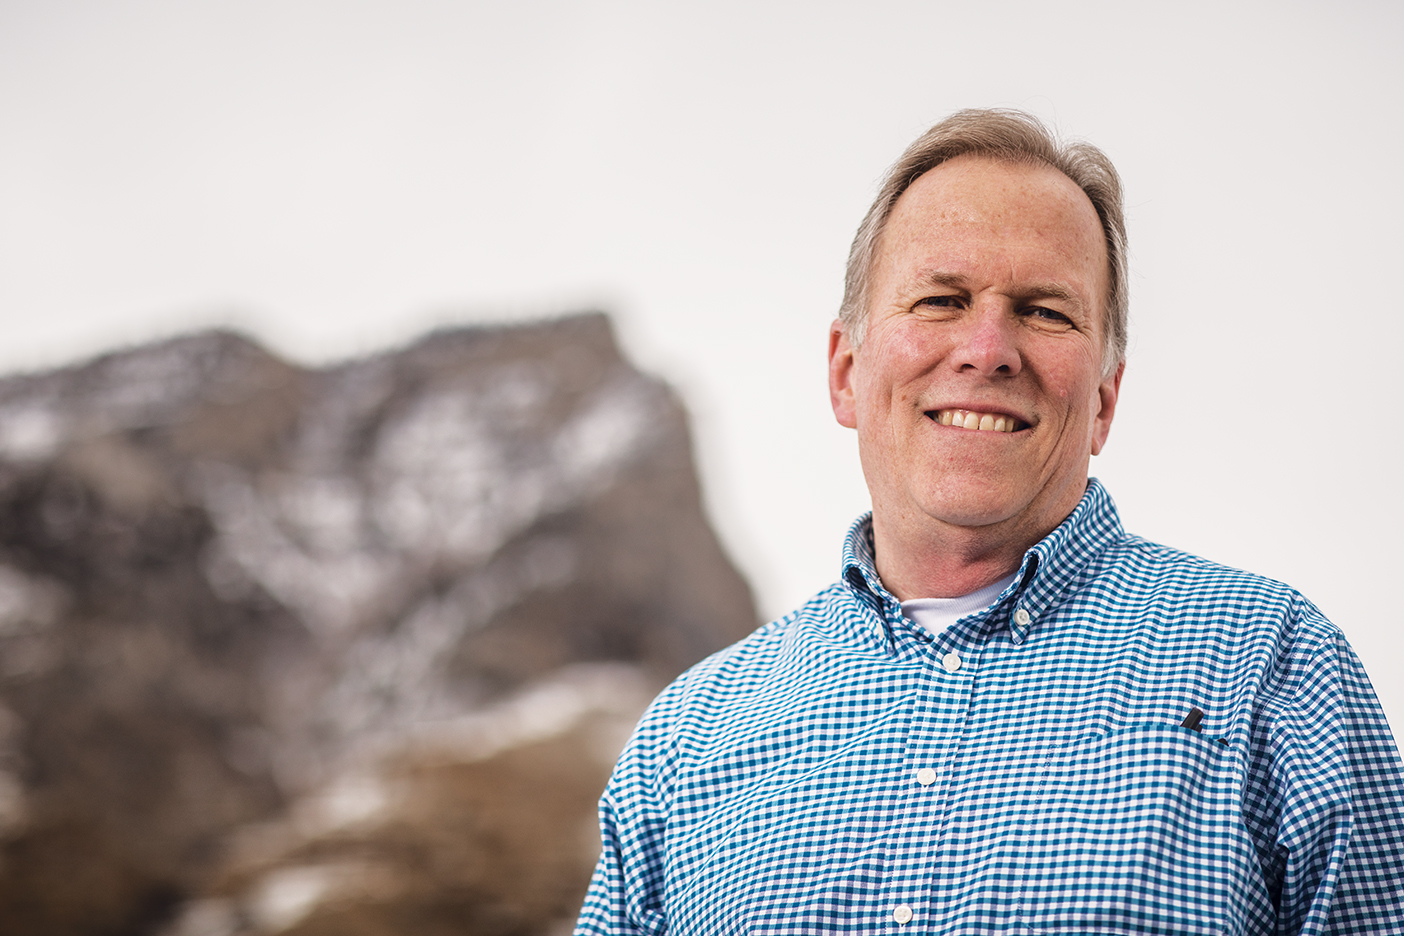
[{"x1": 928, "y1": 408, "x2": 1027, "y2": 433}]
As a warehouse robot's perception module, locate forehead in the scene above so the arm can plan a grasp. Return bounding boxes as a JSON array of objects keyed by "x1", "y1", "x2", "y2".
[{"x1": 875, "y1": 154, "x2": 1108, "y2": 305}]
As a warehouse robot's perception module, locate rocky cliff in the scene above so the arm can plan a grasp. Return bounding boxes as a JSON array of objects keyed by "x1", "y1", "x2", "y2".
[{"x1": 0, "y1": 313, "x2": 759, "y2": 936}]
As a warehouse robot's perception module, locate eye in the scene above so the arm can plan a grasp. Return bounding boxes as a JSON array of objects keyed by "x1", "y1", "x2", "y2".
[
  {"x1": 1023, "y1": 305, "x2": 1074, "y2": 327},
  {"x1": 915, "y1": 295, "x2": 965, "y2": 311}
]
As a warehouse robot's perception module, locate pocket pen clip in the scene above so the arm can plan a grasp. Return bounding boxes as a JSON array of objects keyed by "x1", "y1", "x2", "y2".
[{"x1": 1180, "y1": 706, "x2": 1229, "y2": 747}]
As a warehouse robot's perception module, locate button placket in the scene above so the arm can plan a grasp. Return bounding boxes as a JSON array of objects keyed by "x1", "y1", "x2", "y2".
[{"x1": 883, "y1": 632, "x2": 981, "y2": 933}]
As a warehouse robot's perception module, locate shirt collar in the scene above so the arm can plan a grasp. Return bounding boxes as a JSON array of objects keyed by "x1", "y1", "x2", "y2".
[{"x1": 840, "y1": 478, "x2": 1126, "y2": 650}]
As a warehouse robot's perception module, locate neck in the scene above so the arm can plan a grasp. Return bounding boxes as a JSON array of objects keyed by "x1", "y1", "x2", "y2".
[{"x1": 870, "y1": 480, "x2": 1088, "y2": 601}]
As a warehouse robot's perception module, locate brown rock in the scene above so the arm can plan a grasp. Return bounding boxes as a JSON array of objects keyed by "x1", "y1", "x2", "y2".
[{"x1": 0, "y1": 314, "x2": 759, "y2": 935}]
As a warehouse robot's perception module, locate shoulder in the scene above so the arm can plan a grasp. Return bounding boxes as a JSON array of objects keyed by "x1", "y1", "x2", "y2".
[
  {"x1": 1097, "y1": 534, "x2": 1333, "y2": 628},
  {"x1": 611, "y1": 580, "x2": 897, "y2": 780},
  {"x1": 1084, "y1": 534, "x2": 1351, "y2": 705},
  {"x1": 647, "y1": 580, "x2": 881, "y2": 719},
  {"x1": 1101, "y1": 534, "x2": 1289, "y2": 590}
]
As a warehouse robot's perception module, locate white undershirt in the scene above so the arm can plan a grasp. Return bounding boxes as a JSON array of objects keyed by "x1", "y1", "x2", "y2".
[{"x1": 900, "y1": 572, "x2": 1019, "y2": 640}]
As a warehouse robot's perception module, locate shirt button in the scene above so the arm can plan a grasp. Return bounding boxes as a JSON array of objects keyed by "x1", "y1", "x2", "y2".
[
  {"x1": 892, "y1": 905, "x2": 913, "y2": 925},
  {"x1": 942, "y1": 651, "x2": 962, "y2": 673},
  {"x1": 1013, "y1": 608, "x2": 1031, "y2": 627},
  {"x1": 916, "y1": 767, "x2": 937, "y2": 786}
]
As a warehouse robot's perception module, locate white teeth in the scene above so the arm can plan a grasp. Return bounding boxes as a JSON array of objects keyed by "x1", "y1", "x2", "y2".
[{"x1": 934, "y1": 409, "x2": 1021, "y2": 433}]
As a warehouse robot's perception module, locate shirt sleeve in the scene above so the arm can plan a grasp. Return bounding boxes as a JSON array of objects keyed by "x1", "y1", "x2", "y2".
[
  {"x1": 1264, "y1": 617, "x2": 1404, "y2": 934},
  {"x1": 574, "y1": 708, "x2": 673, "y2": 936},
  {"x1": 574, "y1": 793, "x2": 647, "y2": 936}
]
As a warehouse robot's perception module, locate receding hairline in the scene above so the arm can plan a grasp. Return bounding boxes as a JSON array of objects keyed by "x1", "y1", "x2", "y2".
[{"x1": 872, "y1": 155, "x2": 1111, "y2": 326}]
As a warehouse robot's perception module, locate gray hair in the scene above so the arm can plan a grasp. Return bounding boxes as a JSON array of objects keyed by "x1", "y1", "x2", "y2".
[{"x1": 839, "y1": 109, "x2": 1128, "y2": 375}]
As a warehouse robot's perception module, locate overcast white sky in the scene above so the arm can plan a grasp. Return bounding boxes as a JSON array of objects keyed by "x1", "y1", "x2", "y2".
[{"x1": 3, "y1": 0, "x2": 1401, "y2": 721}]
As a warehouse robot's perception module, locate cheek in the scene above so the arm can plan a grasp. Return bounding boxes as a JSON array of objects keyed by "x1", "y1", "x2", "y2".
[
  {"x1": 1046, "y1": 351, "x2": 1104, "y2": 411},
  {"x1": 867, "y1": 328, "x2": 940, "y2": 390}
]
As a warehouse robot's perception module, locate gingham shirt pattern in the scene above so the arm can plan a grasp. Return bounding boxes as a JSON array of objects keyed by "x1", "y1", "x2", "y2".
[{"x1": 576, "y1": 480, "x2": 1404, "y2": 935}]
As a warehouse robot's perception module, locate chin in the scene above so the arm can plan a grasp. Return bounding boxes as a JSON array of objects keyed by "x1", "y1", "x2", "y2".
[{"x1": 920, "y1": 488, "x2": 1027, "y2": 530}]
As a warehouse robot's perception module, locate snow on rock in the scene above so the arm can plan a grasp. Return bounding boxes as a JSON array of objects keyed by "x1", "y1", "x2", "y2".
[{"x1": 0, "y1": 313, "x2": 758, "y2": 935}]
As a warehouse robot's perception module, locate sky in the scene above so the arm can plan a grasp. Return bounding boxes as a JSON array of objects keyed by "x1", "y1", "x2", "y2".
[{"x1": 2, "y1": 0, "x2": 1401, "y2": 720}]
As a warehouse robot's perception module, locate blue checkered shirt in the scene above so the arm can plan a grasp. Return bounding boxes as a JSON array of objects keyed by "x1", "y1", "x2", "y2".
[{"x1": 576, "y1": 480, "x2": 1404, "y2": 935}]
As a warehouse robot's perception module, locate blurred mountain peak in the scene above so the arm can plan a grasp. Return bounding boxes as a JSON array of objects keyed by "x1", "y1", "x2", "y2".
[{"x1": 0, "y1": 312, "x2": 757, "y2": 936}]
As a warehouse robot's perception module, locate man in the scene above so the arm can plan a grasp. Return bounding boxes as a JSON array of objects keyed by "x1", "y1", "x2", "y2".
[{"x1": 575, "y1": 109, "x2": 1404, "y2": 934}]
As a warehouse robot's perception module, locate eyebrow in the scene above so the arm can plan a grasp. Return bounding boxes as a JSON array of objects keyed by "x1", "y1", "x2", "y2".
[{"x1": 921, "y1": 270, "x2": 1085, "y2": 307}]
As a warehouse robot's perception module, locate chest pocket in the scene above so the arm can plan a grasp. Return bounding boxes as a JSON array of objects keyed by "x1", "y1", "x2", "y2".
[{"x1": 1018, "y1": 724, "x2": 1257, "y2": 935}]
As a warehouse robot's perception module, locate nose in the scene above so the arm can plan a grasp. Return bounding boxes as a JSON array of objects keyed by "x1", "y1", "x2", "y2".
[{"x1": 949, "y1": 304, "x2": 1021, "y2": 377}]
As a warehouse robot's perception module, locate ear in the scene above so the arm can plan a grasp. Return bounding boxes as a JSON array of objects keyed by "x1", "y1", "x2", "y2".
[
  {"x1": 828, "y1": 319, "x2": 859, "y2": 429},
  {"x1": 1089, "y1": 361, "x2": 1124, "y2": 456}
]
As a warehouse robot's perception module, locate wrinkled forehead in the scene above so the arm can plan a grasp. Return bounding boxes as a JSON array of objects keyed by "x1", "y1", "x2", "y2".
[{"x1": 875, "y1": 156, "x2": 1109, "y2": 298}]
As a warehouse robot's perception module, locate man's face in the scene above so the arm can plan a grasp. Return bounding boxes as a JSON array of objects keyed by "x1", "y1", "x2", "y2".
[{"x1": 829, "y1": 154, "x2": 1122, "y2": 548}]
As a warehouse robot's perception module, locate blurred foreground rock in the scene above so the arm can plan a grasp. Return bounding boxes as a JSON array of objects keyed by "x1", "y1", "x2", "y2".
[{"x1": 0, "y1": 313, "x2": 759, "y2": 935}]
